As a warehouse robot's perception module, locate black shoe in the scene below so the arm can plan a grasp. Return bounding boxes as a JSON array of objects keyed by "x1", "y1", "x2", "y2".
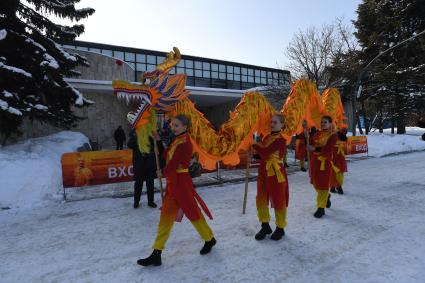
[
  {"x1": 148, "y1": 202, "x2": 157, "y2": 208},
  {"x1": 301, "y1": 167, "x2": 307, "y2": 172},
  {"x1": 270, "y1": 227, "x2": 285, "y2": 241},
  {"x1": 337, "y1": 187, "x2": 344, "y2": 195},
  {"x1": 137, "y1": 249, "x2": 162, "y2": 266},
  {"x1": 314, "y1": 208, "x2": 325, "y2": 218},
  {"x1": 200, "y1": 237, "x2": 216, "y2": 255},
  {"x1": 255, "y1": 222, "x2": 273, "y2": 240},
  {"x1": 133, "y1": 203, "x2": 139, "y2": 209},
  {"x1": 330, "y1": 187, "x2": 337, "y2": 193},
  {"x1": 326, "y1": 194, "x2": 331, "y2": 208}
]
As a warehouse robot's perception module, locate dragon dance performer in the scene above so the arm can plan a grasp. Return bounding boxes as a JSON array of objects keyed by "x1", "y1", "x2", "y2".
[
  {"x1": 137, "y1": 115, "x2": 216, "y2": 267},
  {"x1": 295, "y1": 130, "x2": 307, "y2": 172},
  {"x1": 252, "y1": 114, "x2": 289, "y2": 241},
  {"x1": 330, "y1": 128, "x2": 348, "y2": 195},
  {"x1": 306, "y1": 116, "x2": 337, "y2": 218}
]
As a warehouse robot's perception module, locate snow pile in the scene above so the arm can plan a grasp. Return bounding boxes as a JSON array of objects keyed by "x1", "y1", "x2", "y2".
[
  {"x1": 0, "y1": 29, "x2": 7, "y2": 40},
  {"x1": 0, "y1": 131, "x2": 89, "y2": 211},
  {"x1": 361, "y1": 127, "x2": 425, "y2": 157}
]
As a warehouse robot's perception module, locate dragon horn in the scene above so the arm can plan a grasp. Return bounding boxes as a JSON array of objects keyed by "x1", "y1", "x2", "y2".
[{"x1": 156, "y1": 47, "x2": 181, "y2": 72}]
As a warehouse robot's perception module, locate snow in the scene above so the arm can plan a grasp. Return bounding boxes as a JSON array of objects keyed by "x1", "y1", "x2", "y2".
[
  {"x1": 0, "y1": 131, "x2": 89, "y2": 211},
  {"x1": 7, "y1": 107, "x2": 23, "y2": 116},
  {"x1": 1, "y1": 151, "x2": 424, "y2": 282},
  {"x1": 0, "y1": 98, "x2": 8, "y2": 110},
  {"x1": 25, "y1": 37, "x2": 47, "y2": 52},
  {"x1": 0, "y1": 29, "x2": 6, "y2": 40},
  {"x1": 54, "y1": 42, "x2": 77, "y2": 62},
  {"x1": 0, "y1": 62, "x2": 32, "y2": 78},
  {"x1": 356, "y1": 127, "x2": 425, "y2": 157},
  {"x1": 34, "y1": 104, "x2": 48, "y2": 111},
  {"x1": 41, "y1": 53, "x2": 59, "y2": 69},
  {"x1": 2, "y1": 90, "x2": 13, "y2": 98}
]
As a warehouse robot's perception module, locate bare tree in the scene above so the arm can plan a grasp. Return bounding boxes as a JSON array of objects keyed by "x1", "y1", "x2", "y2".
[{"x1": 285, "y1": 19, "x2": 357, "y2": 89}]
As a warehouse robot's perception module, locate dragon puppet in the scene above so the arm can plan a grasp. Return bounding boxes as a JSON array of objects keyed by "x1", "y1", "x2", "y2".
[
  {"x1": 113, "y1": 48, "x2": 347, "y2": 170},
  {"x1": 113, "y1": 47, "x2": 189, "y2": 154}
]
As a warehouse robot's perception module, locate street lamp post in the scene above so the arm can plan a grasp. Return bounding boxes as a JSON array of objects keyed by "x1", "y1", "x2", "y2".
[{"x1": 351, "y1": 28, "x2": 425, "y2": 136}]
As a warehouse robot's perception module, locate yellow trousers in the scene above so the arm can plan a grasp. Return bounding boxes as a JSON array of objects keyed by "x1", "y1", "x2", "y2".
[
  {"x1": 256, "y1": 188, "x2": 287, "y2": 228},
  {"x1": 315, "y1": 189, "x2": 329, "y2": 208},
  {"x1": 152, "y1": 193, "x2": 214, "y2": 251}
]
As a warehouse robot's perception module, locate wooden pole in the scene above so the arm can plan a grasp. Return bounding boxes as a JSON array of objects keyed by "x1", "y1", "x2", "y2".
[
  {"x1": 242, "y1": 147, "x2": 251, "y2": 214},
  {"x1": 304, "y1": 126, "x2": 312, "y2": 178},
  {"x1": 153, "y1": 134, "x2": 164, "y2": 202}
]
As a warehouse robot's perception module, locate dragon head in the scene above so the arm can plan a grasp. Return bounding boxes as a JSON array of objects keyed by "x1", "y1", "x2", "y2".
[{"x1": 113, "y1": 47, "x2": 189, "y2": 130}]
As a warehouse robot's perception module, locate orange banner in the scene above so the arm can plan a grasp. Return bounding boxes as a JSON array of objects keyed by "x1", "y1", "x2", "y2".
[
  {"x1": 61, "y1": 150, "x2": 134, "y2": 188},
  {"x1": 346, "y1": 136, "x2": 368, "y2": 155}
]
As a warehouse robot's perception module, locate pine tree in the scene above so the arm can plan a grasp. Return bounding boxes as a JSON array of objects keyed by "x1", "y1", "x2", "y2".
[
  {"x1": 0, "y1": 0, "x2": 94, "y2": 143},
  {"x1": 354, "y1": 0, "x2": 425, "y2": 134}
]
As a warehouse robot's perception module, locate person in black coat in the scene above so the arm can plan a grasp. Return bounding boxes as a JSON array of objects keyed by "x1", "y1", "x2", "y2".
[
  {"x1": 128, "y1": 130, "x2": 164, "y2": 208},
  {"x1": 114, "y1": 126, "x2": 126, "y2": 150}
]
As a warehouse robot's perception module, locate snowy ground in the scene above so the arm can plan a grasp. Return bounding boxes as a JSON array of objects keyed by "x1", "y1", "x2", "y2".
[
  {"x1": 1, "y1": 151, "x2": 425, "y2": 283},
  {"x1": 0, "y1": 131, "x2": 88, "y2": 210}
]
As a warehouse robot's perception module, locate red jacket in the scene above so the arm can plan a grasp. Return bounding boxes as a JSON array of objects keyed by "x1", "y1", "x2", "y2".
[
  {"x1": 253, "y1": 131, "x2": 289, "y2": 209},
  {"x1": 309, "y1": 130, "x2": 337, "y2": 190},
  {"x1": 163, "y1": 133, "x2": 212, "y2": 221}
]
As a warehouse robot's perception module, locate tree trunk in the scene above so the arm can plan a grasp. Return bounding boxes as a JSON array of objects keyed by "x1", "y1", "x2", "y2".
[
  {"x1": 378, "y1": 111, "x2": 383, "y2": 133},
  {"x1": 391, "y1": 117, "x2": 395, "y2": 134},
  {"x1": 397, "y1": 113, "x2": 406, "y2": 134},
  {"x1": 357, "y1": 112, "x2": 364, "y2": 135}
]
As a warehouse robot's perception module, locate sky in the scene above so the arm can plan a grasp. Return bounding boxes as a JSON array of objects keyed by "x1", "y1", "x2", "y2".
[{"x1": 72, "y1": 0, "x2": 363, "y2": 69}]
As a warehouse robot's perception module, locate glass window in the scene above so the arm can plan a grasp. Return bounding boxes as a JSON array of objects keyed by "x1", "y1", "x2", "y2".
[
  {"x1": 89, "y1": 48, "x2": 101, "y2": 54},
  {"x1": 114, "y1": 51, "x2": 124, "y2": 60},
  {"x1": 255, "y1": 70, "x2": 261, "y2": 77},
  {"x1": 234, "y1": 74, "x2": 241, "y2": 81},
  {"x1": 147, "y1": 64, "x2": 156, "y2": 72},
  {"x1": 136, "y1": 63, "x2": 146, "y2": 71},
  {"x1": 203, "y1": 70, "x2": 210, "y2": 78},
  {"x1": 102, "y1": 49, "x2": 113, "y2": 56},
  {"x1": 147, "y1": 55, "x2": 156, "y2": 64},
  {"x1": 203, "y1": 62, "x2": 210, "y2": 70},
  {"x1": 195, "y1": 61, "x2": 202, "y2": 69},
  {"x1": 177, "y1": 67, "x2": 185, "y2": 74},
  {"x1": 157, "y1": 56, "x2": 165, "y2": 64},
  {"x1": 211, "y1": 63, "x2": 218, "y2": 71},
  {"x1": 219, "y1": 64, "x2": 226, "y2": 72},
  {"x1": 268, "y1": 78, "x2": 274, "y2": 84},
  {"x1": 125, "y1": 52, "x2": 135, "y2": 61},
  {"x1": 227, "y1": 66, "x2": 234, "y2": 73},
  {"x1": 170, "y1": 68, "x2": 175, "y2": 75},
  {"x1": 76, "y1": 46, "x2": 89, "y2": 51},
  {"x1": 242, "y1": 75, "x2": 248, "y2": 82},
  {"x1": 211, "y1": 71, "x2": 218, "y2": 79},
  {"x1": 234, "y1": 67, "x2": 240, "y2": 74},
  {"x1": 185, "y1": 60, "x2": 194, "y2": 68},
  {"x1": 248, "y1": 69, "x2": 254, "y2": 76},
  {"x1": 136, "y1": 54, "x2": 146, "y2": 62},
  {"x1": 255, "y1": 76, "x2": 261, "y2": 83},
  {"x1": 261, "y1": 70, "x2": 266, "y2": 77},
  {"x1": 268, "y1": 71, "x2": 273, "y2": 78},
  {"x1": 248, "y1": 76, "x2": 254, "y2": 83},
  {"x1": 127, "y1": 62, "x2": 135, "y2": 69},
  {"x1": 185, "y1": 69, "x2": 194, "y2": 76},
  {"x1": 195, "y1": 69, "x2": 202, "y2": 77},
  {"x1": 177, "y1": 60, "x2": 184, "y2": 67},
  {"x1": 261, "y1": 77, "x2": 267, "y2": 84},
  {"x1": 273, "y1": 72, "x2": 278, "y2": 79},
  {"x1": 227, "y1": 73, "x2": 234, "y2": 80},
  {"x1": 62, "y1": 44, "x2": 75, "y2": 49},
  {"x1": 219, "y1": 72, "x2": 226, "y2": 80},
  {"x1": 241, "y1": 68, "x2": 248, "y2": 75}
]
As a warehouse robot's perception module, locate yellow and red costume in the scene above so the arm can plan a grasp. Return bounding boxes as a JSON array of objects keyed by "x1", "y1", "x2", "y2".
[
  {"x1": 252, "y1": 131, "x2": 289, "y2": 229},
  {"x1": 295, "y1": 133, "x2": 307, "y2": 168},
  {"x1": 152, "y1": 132, "x2": 214, "y2": 251},
  {"x1": 309, "y1": 130, "x2": 337, "y2": 208},
  {"x1": 330, "y1": 135, "x2": 347, "y2": 188}
]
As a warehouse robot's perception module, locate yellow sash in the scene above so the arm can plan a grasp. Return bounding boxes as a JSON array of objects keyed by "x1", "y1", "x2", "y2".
[{"x1": 265, "y1": 155, "x2": 285, "y2": 183}]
